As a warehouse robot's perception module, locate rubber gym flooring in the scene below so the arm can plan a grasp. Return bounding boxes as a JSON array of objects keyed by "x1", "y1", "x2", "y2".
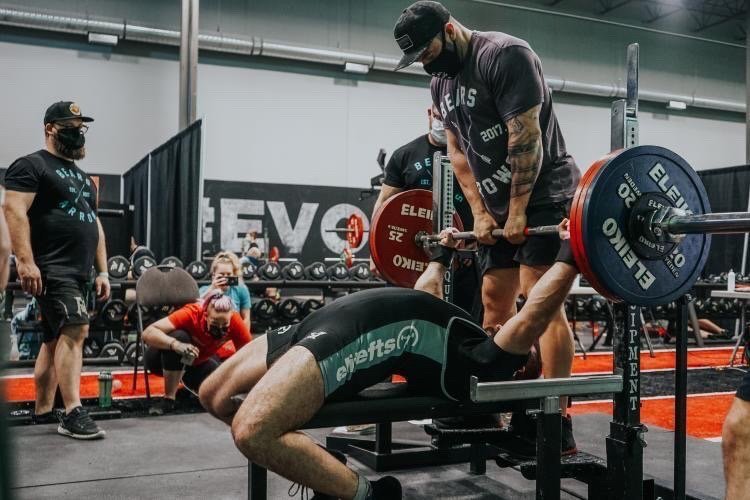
[{"x1": 4, "y1": 344, "x2": 739, "y2": 499}]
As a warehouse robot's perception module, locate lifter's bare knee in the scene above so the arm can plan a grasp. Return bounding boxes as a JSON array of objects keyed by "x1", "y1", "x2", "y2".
[{"x1": 231, "y1": 414, "x2": 272, "y2": 463}]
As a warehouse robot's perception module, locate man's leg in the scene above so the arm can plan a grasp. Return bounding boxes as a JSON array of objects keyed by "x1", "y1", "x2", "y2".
[
  {"x1": 520, "y1": 264, "x2": 574, "y2": 415},
  {"x1": 495, "y1": 262, "x2": 578, "y2": 354},
  {"x1": 200, "y1": 334, "x2": 270, "y2": 425},
  {"x1": 34, "y1": 338, "x2": 58, "y2": 415},
  {"x1": 54, "y1": 324, "x2": 88, "y2": 413},
  {"x1": 723, "y1": 397, "x2": 750, "y2": 498},
  {"x1": 231, "y1": 346, "x2": 359, "y2": 499},
  {"x1": 482, "y1": 267, "x2": 520, "y2": 329}
]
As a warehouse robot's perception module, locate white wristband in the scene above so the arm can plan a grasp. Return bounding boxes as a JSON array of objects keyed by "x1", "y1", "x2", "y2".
[{"x1": 98, "y1": 272, "x2": 109, "y2": 278}]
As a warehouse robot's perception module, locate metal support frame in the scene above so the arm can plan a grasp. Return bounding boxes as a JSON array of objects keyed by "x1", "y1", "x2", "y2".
[
  {"x1": 433, "y1": 152, "x2": 455, "y2": 303},
  {"x1": 179, "y1": 0, "x2": 199, "y2": 130}
]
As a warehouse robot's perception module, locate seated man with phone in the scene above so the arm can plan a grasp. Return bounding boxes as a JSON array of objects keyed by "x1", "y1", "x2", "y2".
[{"x1": 142, "y1": 291, "x2": 252, "y2": 415}]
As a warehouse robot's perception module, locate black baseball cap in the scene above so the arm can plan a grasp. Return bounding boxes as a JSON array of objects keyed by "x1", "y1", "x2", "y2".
[
  {"x1": 43, "y1": 101, "x2": 94, "y2": 124},
  {"x1": 393, "y1": 1, "x2": 450, "y2": 71}
]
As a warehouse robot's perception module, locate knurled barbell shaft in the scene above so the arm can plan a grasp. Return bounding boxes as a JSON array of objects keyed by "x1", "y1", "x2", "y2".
[
  {"x1": 417, "y1": 224, "x2": 560, "y2": 244},
  {"x1": 660, "y1": 212, "x2": 750, "y2": 235}
]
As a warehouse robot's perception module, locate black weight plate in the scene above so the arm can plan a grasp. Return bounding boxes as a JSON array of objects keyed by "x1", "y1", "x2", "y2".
[
  {"x1": 100, "y1": 342, "x2": 125, "y2": 362},
  {"x1": 107, "y1": 256, "x2": 130, "y2": 280},
  {"x1": 301, "y1": 299, "x2": 324, "y2": 317},
  {"x1": 161, "y1": 256, "x2": 184, "y2": 269},
  {"x1": 580, "y1": 146, "x2": 711, "y2": 306},
  {"x1": 349, "y1": 263, "x2": 371, "y2": 281},
  {"x1": 281, "y1": 261, "x2": 304, "y2": 280},
  {"x1": 186, "y1": 260, "x2": 208, "y2": 280},
  {"x1": 305, "y1": 262, "x2": 327, "y2": 280},
  {"x1": 242, "y1": 263, "x2": 257, "y2": 280},
  {"x1": 259, "y1": 262, "x2": 281, "y2": 280},
  {"x1": 133, "y1": 256, "x2": 157, "y2": 278},
  {"x1": 252, "y1": 299, "x2": 278, "y2": 320}
]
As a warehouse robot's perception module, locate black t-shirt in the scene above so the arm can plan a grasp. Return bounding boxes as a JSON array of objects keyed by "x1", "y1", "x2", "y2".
[
  {"x1": 384, "y1": 134, "x2": 473, "y2": 229},
  {"x1": 430, "y1": 31, "x2": 580, "y2": 223},
  {"x1": 4, "y1": 150, "x2": 99, "y2": 280}
]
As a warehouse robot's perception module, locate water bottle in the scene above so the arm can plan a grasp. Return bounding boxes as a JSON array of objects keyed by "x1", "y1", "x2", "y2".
[
  {"x1": 9, "y1": 333, "x2": 19, "y2": 361},
  {"x1": 728, "y1": 269, "x2": 736, "y2": 291},
  {"x1": 98, "y1": 370, "x2": 113, "y2": 408}
]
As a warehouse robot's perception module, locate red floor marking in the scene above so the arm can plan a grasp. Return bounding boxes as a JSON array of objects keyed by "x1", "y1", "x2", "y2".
[
  {"x1": 572, "y1": 346, "x2": 743, "y2": 375},
  {"x1": 0, "y1": 371, "x2": 165, "y2": 403},
  {"x1": 569, "y1": 392, "x2": 735, "y2": 439}
]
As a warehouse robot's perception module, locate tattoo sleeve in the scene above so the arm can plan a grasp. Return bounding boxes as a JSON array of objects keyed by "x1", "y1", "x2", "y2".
[{"x1": 506, "y1": 106, "x2": 543, "y2": 199}]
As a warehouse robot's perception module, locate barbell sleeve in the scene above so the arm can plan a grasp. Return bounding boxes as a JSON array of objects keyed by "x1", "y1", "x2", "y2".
[{"x1": 661, "y1": 212, "x2": 750, "y2": 235}]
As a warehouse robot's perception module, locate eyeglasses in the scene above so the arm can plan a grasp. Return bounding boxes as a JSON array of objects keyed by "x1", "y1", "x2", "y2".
[{"x1": 55, "y1": 123, "x2": 89, "y2": 135}]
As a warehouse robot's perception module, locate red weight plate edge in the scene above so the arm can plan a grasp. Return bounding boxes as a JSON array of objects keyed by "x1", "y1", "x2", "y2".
[
  {"x1": 347, "y1": 214, "x2": 364, "y2": 248},
  {"x1": 570, "y1": 150, "x2": 621, "y2": 302},
  {"x1": 369, "y1": 189, "x2": 433, "y2": 287}
]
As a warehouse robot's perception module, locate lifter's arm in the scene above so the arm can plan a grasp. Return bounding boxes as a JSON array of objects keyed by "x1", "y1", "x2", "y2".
[
  {"x1": 0, "y1": 189, "x2": 12, "y2": 289},
  {"x1": 94, "y1": 219, "x2": 111, "y2": 300},
  {"x1": 3, "y1": 190, "x2": 41, "y2": 295},
  {"x1": 503, "y1": 105, "x2": 543, "y2": 244},
  {"x1": 446, "y1": 129, "x2": 498, "y2": 245},
  {"x1": 413, "y1": 229, "x2": 460, "y2": 299}
]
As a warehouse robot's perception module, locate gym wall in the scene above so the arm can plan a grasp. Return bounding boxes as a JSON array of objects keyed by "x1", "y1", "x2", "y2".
[{"x1": 0, "y1": 0, "x2": 744, "y2": 188}]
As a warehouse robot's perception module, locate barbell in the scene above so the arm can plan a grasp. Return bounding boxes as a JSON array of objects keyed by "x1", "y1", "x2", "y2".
[
  {"x1": 325, "y1": 213, "x2": 367, "y2": 248},
  {"x1": 369, "y1": 145, "x2": 747, "y2": 306}
]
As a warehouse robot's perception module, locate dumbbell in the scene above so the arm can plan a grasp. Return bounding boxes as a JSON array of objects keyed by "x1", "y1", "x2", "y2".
[
  {"x1": 588, "y1": 296, "x2": 607, "y2": 318},
  {"x1": 132, "y1": 255, "x2": 157, "y2": 278},
  {"x1": 279, "y1": 298, "x2": 302, "y2": 320},
  {"x1": 349, "y1": 263, "x2": 371, "y2": 281},
  {"x1": 100, "y1": 299, "x2": 128, "y2": 327},
  {"x1": 305, "y1": 262, "x2": 327, "y2": 280},
  {"x1": 125, "y1": 342, "x2": 143, "y2": 366},
  {"x1": 252, "y1": 299, "x2": 278, "y2": 321},
  {"x1": 161, "y1": 256, "x2": 184, "y2": 269},
  {"x1": 186, "y1": 260, "x2": 208, "y2": 280},
  {"x1": 107, "y1": 255, "x2": 130, "y2": 280},
  {"x1": 242, "y1": 262, "x2": 257, "y2": 280},
  {"x1": 327, "y1": 262, "x2": 349, "y2": 281},
  {"x1": 100, "y1": 341, "x2": 126, "y2": 363},
  {"x1": 259, "y1": 261, "x2": 281, "y2": 280},
  {"x1": 281, "y1": 261, "x2": 305, "y2": 280},
  {"x1": 574, "y1": 298, "x2": 587, "y2": 317},
  {"x1": 83, "y1": 338, "x2": 103, "y2": 358},
  {"x1": 301, "y1": 299, "x2": 324, "y2": 317}
]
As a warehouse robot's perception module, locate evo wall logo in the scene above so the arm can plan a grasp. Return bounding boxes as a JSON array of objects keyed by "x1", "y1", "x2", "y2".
[
  {"x1": 335, "y1": 324, "x2": 421, "y2": 383},
  {"x1": 201, "y1": 180, "x2": 376, "y2": 262}
]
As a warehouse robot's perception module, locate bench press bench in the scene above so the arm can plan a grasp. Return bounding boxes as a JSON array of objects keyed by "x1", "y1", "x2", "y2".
[{"x1": 232, "y1": 374, "x2": 623, "y2": 500}]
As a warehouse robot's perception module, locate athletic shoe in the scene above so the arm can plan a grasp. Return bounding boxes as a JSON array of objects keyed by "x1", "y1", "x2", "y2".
[
  {"x1": 370, "y1": 476, "x2": 402, "y2": 500},
  {"x1": 148, "y1": 398, "x2": 177, "y2": 416},
  {"x1": 32, "y1": 410, "x2": 60, "y2": 425},
  {"x1": 57, "y1": 406, "x2": 105, "y2": 440},
  {"x1": 506, "y1": 411, "x2": 577, "y2": 457}
]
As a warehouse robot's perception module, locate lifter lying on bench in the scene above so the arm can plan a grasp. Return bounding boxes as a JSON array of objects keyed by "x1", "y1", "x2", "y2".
[{"x1": 199, "y1": 223, "x2": 578, "y2": 500}]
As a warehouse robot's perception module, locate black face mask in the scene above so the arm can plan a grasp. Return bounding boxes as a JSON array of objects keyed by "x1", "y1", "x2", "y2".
[
  {"x1": 423, "y1": 32, "x2": 462, "y2": 79},
  {"x1": 207, "y1": 322, "x2": 229, "y2": 340},
  {"x1": 56, "y1": 127, "x2": 86, "y2": 149}
]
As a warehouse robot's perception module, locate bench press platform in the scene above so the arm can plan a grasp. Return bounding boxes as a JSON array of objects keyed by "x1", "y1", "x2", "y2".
[{"x1": 233, "y1": 374, "x2": 624, "y2": 500}]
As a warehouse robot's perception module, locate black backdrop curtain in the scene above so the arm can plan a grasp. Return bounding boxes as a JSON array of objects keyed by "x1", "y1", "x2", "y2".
[
  {"x1": 122, "y1": 155, "x2": 150, "y2": 247},
  {"x1": 698, "y1": 165, "x2": 750, "y2": 276},
  {"x1": 149, "y1": 119, "x2": 202, "y2": 263}
]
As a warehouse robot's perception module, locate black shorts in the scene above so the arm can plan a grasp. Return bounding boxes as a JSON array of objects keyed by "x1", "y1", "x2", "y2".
[
  {"x1": 737, "y1": 369, "x2": 750, "y2": 402},
  {"x1": 266, "y1": 321, "x2": 448, "y2": 402},
  {"x1": 36, "y1": 276, "x2": 92, "y2": 343},
  {"x1": 477, "y1": 200, "x2": 573, "y2": 274}
]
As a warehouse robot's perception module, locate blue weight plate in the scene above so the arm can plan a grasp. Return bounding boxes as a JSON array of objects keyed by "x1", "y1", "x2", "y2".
[{"x1": 580, "y1": 146, "x2": 711, "y2": 306}]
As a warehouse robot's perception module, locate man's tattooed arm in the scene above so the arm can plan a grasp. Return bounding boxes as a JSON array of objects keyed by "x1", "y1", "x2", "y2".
[{"x1": 506, "y1": 104, "x2": 543, "y2": 202}]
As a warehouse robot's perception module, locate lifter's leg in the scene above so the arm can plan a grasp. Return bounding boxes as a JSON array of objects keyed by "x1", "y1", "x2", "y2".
[
  {"x1": 231, "y1": 346, "x2": 360, "y2": 499},
  {"x1": 199, "y1": 335, "x2": 269, "y2": 425},
  {"x1": 723, "y1": 397, "x2": 750, "y2": 499},
  {"x1": 495, "y1": 262, "x2": 578, "y2": 354},
  {"x1": 520, "y1": 264, "x2": 574, "y2": 415},
  {"x1": 482, "y1": 267, "x2": 520, "y2": 330}
]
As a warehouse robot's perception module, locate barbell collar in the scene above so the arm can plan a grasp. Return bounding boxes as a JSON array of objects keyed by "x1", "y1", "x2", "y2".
[{"x1": 661, "y1": 212, "x2": 750, "y2": 236}]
